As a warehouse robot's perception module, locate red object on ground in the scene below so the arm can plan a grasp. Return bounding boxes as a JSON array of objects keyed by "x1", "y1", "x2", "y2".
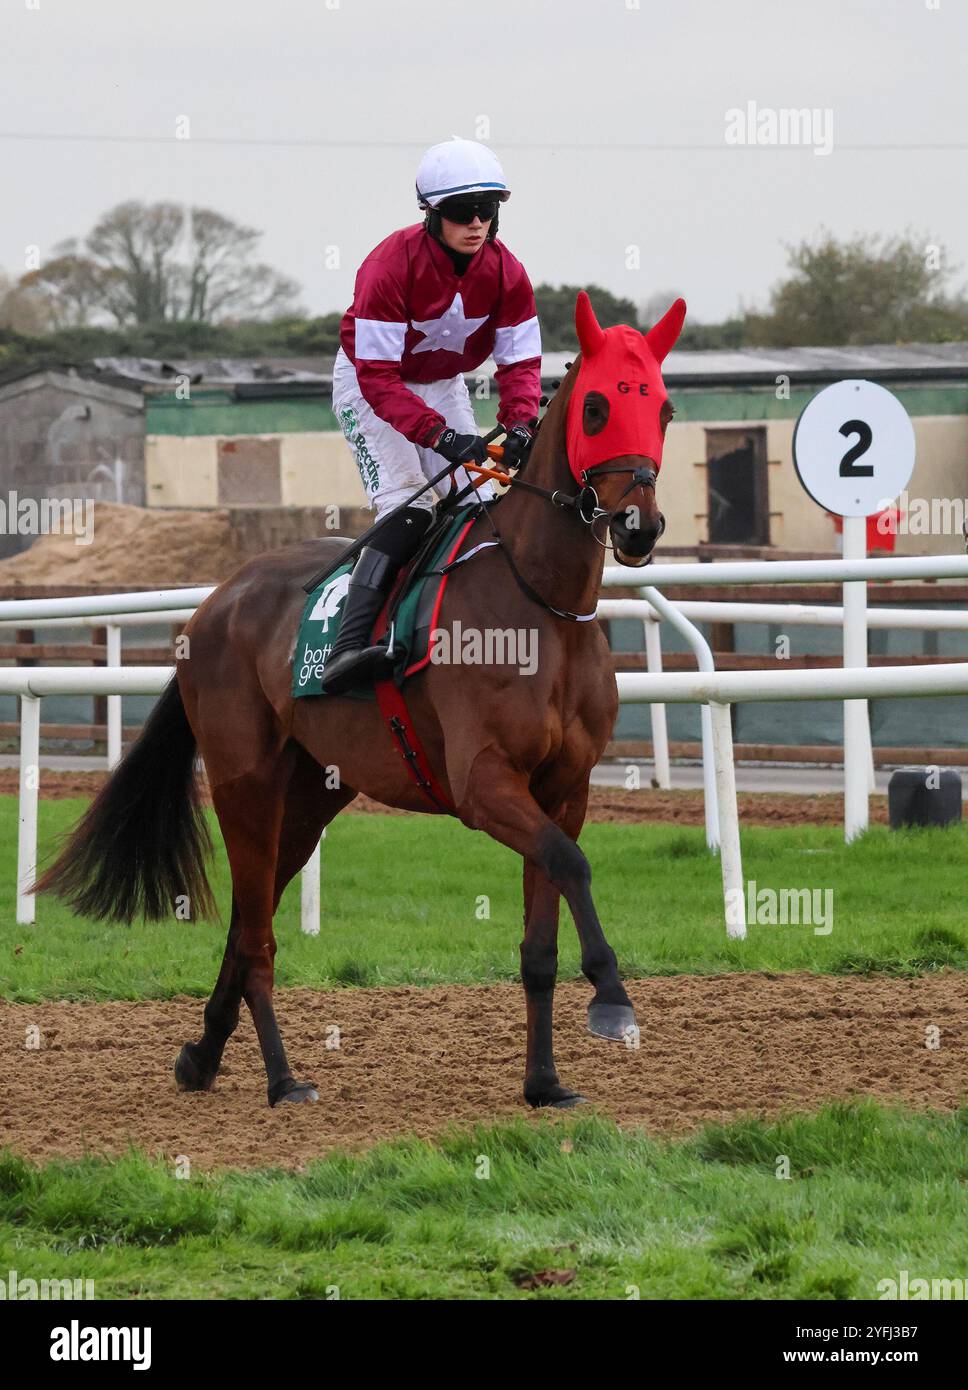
[{"x1": 828, "y1": 506, "x2": 902, "y2": 553}]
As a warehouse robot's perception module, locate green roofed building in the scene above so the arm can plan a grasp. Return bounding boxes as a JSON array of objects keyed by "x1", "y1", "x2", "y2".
[{"x1": 2, "y1": 345, "x2": 966, "y2": 556}]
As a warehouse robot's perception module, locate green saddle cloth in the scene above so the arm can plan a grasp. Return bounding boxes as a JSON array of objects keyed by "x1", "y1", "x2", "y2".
[{"x1": 292, "y1": 508, "x2": 477, "y2": 700}]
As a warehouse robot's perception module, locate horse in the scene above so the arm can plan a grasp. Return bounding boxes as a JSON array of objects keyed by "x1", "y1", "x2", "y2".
[{"x1": 37, "y1": 289, "x2": 686, "y2": 1110}]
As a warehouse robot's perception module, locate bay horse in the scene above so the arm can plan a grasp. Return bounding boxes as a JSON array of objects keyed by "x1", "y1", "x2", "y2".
[{"x1": 37, "y1": 290, "x2": 686, "y2": 1109}]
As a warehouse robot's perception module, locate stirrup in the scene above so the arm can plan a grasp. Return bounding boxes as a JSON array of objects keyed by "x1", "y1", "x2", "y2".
[{"x1": 320, "y1": 641, "x2": 393, "y2": 695}]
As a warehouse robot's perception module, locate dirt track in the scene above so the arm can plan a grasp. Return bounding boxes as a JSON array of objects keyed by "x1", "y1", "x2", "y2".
[
  {"x1": 0, "y1": 770, "x2": 882, "y2": 828},
  {"x1": 1, "y1": 973, "x2": 964, "y2": 1169}
]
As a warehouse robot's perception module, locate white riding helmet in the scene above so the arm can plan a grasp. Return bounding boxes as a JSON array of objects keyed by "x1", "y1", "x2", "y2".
[{"x1": 415, "y1": 138, "x2": 511, "y2": 209}]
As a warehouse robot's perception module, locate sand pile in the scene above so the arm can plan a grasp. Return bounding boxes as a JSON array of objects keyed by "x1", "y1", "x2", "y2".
[{"x1": 0, "y1": 503, "x2": 241, "y2": 588}]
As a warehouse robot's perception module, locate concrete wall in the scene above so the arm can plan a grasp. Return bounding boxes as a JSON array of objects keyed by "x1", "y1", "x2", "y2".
[
  {"x1": 146, "y1": 432, "x2": 367, "y2": 511},
  {"x1": 658, "y1": 412, "x2": 968, "y2": 555},
  {"x1": 898, "y1": 415, "x2": 968, "y2": 555},
  {"x1": 224, "y1": 504, "x2": 373, "y2": 561},
  {"x1": 142, "y1": 380, "x2": 968, "y2": 556},
  {"x1": 0, "y1": 373, "x2": 145, "y2": 558}
]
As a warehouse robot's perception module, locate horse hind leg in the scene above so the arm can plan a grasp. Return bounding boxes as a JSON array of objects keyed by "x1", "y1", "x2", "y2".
[
  {"x1": 174, "y1": 894, "x2": 243, "y2": 1094},
  {"x1": 175, "y1": 742, "x2": 355, "y2": 1105}
]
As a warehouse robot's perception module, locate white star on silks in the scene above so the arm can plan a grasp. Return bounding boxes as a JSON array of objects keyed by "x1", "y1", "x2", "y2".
[{"x1": 411, "y1": 292, "x2": 488, "y2": 355}]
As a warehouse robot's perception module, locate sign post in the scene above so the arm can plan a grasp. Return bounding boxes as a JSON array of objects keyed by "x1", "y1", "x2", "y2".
[
  {"x1": 793, "y1": 380, "x2": 915, "y2": 843},
  {"x1": 841, "y1": 513, "x2": 870, "y2": 840}
]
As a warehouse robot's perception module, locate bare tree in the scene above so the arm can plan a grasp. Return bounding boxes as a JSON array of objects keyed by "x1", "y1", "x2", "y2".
[
  {"x1": 16, "y1": 241, "x2": 114, "y2": 329},
  {"x1": 85, "y1": 201, "x2": 186, "y2": 324},
  {"x1": 0, "y1": 267, "x2": 57, "y2": 334},
  {"x1": 184, "y1": 208, "x2": 301, "y2": 322},
  {"x1": 637, "y1": 290, "x2": 687, "y2": 331},
  {"x1": 4, "y1": 200, "x2": 304, "y2": 331}
]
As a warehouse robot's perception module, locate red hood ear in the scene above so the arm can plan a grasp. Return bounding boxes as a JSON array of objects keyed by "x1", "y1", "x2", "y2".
[
  {"x1": 645, "y1": 298, "x2": 687, "y2": 363},
  {"x1": 575, "y1": 290, "x2": 606, "y2": 358}
]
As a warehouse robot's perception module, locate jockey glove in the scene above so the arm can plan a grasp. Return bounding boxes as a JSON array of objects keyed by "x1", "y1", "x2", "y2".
[
  {"x1": 432, "y1": 428, "x2": 488, "y2": 466},
  {"x1": 502, "y1": 423, "x2": 534, "y2": 471}
]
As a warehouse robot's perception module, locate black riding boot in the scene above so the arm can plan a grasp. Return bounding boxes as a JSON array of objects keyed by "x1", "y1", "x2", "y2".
[{"x1": 320, "y1": 507, "x2": 432, "y2": 695}]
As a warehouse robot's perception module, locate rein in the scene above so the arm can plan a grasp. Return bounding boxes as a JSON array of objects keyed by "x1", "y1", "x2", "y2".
[
  {"x1": 464, "y1": 453, "x2": 658, "y2": 536},
  {"x1": 440, "y1": 457, "x2": 659, "y2": 623}
]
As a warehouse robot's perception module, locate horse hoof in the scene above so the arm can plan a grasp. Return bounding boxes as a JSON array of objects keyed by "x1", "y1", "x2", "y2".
[
  {"x1": 526, "y1": 1084, "x2": 587, "y2": 1109},
  {"x1": 550, "y1": 1090, "x2": 587, "y2": 1109},
  {"x1": 587, "y1": 1002, "x2": 639, "y2": 1043},
  {"x1": 269, "y1": 1080, "x2": 319, "y2": 1107},
  {"x1": 174, "y1": 1042, "x2": 216, "y2": 1092}
]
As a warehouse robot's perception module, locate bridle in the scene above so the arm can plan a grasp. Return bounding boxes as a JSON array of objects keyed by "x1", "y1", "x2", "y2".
[
  {"x1": 457, "y1": 453, "x2": 659, "y2": 539},
  {"x1": 440, "y1": 451, "x2": 664, "y2": 622},
  {"x1": 564, "y1": 462, "x2": 662, "y2": 549}
]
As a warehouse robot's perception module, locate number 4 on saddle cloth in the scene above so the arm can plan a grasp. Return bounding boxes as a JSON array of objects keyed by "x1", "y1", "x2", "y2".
[{"x1": 292, "y1": 507, "x2": 479, "y2": 702}]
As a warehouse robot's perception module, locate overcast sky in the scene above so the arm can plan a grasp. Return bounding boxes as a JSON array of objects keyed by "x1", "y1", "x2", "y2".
[{"x1": 3, "y1": 0, "x2": 966, "y2": 325}]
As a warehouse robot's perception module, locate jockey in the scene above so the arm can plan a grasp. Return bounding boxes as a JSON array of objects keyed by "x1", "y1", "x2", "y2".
[{"x1": 321, "y1": 137, "x2": 542, "y2": 694}]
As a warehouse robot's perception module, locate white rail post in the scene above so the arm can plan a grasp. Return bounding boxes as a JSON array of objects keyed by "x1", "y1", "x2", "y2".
[
  {"x1": 105, "y1": 623, "x2": 123, "y2": 770},
  {"x1": 640, "y1": 586, "x2": 720, "y2": 851},
  {"x1": 698, "y1": 706, "x2": 719, "y2": 851},
  {"x1": 709, "y1": 701, "x2": 745, "y2": 939},
  {"x1": 643, "y1": 615, "x2": 671, "y2": 789},
  {"x1": 842, "y1": 516, "x2": 870, "y2": 842},
  {"x1": 301, "y1": 830, "x2": 323, "y2": 935},
  {"x1": 17, "y1": 695, "x2": 40, "y2": 925},
  {"x1": 866, "y1": 719, "x2": 877, "y2": 793}
]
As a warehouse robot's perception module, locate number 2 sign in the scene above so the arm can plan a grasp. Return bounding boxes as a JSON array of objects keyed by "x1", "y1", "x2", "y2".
[{"x1": 792, "y1": 380, "x2": 916, "y2": 517}]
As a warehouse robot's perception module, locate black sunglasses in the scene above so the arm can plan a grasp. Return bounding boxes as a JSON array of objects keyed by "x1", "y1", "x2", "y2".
[{"x1": 437, "y1": 197, "x2": 500, "y2": 225}]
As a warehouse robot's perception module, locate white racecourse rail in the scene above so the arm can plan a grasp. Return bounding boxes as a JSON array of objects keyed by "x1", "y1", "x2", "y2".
[
  {"x1": 604, "y1": 550, "x2": 968, "y2": 865},
  {"x1": 0, "y1": 610, "x2": 195, "y2": 770},
  {"x1": 5, "y1": 560, "x2": 968, "y2": 938},
  {"x1": 597, "y1": 595, "x2": 968, "y2": 804}
]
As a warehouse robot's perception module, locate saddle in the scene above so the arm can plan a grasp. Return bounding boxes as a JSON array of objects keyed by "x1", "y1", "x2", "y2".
[{"x1": 292, "y1": 504, "x2": 481, "y2": 702}]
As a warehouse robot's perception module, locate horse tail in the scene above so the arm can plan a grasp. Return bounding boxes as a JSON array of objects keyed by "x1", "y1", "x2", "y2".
[{"x1": 35, "y1": 677, "x2": 215, "y2": 923}]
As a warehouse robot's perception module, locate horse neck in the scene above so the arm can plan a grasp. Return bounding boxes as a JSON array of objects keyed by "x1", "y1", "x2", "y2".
[{"x1": 491, "y1": 381, "x2": 605, "y2": 617}]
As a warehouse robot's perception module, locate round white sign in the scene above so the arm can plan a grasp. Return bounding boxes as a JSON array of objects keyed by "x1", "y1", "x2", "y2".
[{"x1": 792, "y1": 379, "x2": 915, "y2": 517}]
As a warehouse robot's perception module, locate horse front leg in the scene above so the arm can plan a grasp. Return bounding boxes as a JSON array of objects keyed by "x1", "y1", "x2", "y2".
[
  {"x1": 537, "y1": 789, "x2": 636, "y2": 1043},
  {"x1": 521, "y1": 861, "x2": 583, "y2": 1108},
  {"x1": 458, "y1": 752, "x2": 637, "y2": 1060}
]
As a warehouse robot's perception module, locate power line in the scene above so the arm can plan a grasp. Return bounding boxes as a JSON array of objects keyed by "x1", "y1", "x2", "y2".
[{"x1": 0, "y1": 131, "x2": 965, "y2": 152}]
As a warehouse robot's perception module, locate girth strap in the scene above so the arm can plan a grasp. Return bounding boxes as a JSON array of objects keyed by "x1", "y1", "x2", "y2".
[
  {"x1": 370, "y1": 552, "x2": 457, "y2": 816},
  {"x1": 373, "y1": 678, "x2": 456, "y2": 814}
]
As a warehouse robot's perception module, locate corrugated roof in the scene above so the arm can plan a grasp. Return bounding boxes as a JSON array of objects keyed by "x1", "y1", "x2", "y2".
[
  {"x1": 92, "y1": 356, "x2": 331, "y2": 387},
  {"x1": 537, "y1": 342, "x2": 968, "y2": 386},
  {"x1": 3, "y1": 342, "x2": 967, "y2": 400},
  {"x1": 0, "y1": 364, "x2": 145, "y2": 404}
]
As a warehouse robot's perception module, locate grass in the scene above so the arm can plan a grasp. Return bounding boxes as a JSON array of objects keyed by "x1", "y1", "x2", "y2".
[
  {"x1": 2, "y1": 1103, "x2": 967, "y2": 1299},
  {"x1": 2, "y1": 796, "x2": 968, "y2": 1001},
  {"x1": 4, "y1": 794, "x2": 968, "y2": 1301}
]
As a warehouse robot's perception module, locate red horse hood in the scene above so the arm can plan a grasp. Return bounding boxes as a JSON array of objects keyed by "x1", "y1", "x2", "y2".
[{"x1": 565, "y1": 291, "x2": 686, "y2": 483}]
